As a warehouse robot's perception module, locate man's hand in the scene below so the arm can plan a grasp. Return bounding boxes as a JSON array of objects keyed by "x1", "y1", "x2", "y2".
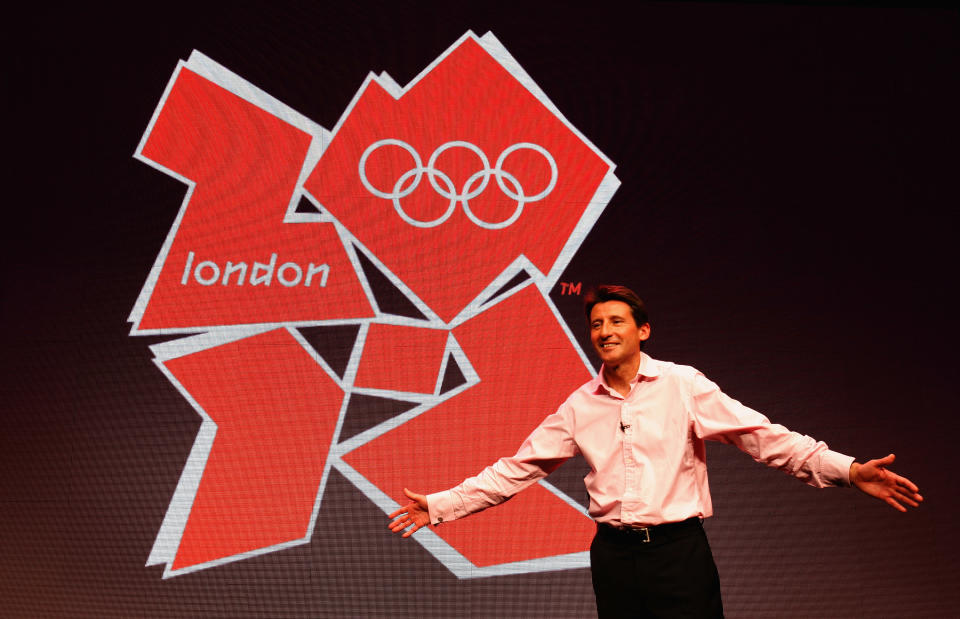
[
  {"x1": 850, "y1": 454, "x2": 923, "y2": 512},
  {"x1": 388, "y1": 488, "x2": 431, "y2": 538}
]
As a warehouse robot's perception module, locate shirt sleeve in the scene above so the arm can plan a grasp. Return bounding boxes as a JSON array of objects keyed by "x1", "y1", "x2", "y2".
[
  {"x1": 427, "y1": 402, "x2": 578, "y2": 525},
  {"x1": 687, "y1": 371, "x2": 854, "y2": 488}
]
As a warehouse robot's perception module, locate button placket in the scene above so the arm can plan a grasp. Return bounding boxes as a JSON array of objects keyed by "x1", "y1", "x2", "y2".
[{"x1": 620, "y1": 401, "x2": 639, "y2": 509}]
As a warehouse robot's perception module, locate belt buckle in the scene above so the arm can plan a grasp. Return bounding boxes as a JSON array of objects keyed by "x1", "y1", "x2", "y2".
[{"x1": 623, "y1": 524, "x2": 651, "y2": 543}]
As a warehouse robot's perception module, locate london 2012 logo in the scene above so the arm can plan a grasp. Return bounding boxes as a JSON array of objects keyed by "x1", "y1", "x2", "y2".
[{"x1": 131, "y1": 31, "x2": 619, "y2": 579}]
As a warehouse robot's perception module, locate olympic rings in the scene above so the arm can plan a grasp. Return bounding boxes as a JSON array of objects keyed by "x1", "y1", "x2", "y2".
[{"x1": 357, "y1": 139, "x2": 558, "y2": 229}]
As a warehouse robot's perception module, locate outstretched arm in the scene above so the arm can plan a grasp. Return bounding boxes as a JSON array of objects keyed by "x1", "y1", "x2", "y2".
[
  {"x1": 388, "y1": 488, "x2": 430, "y2": 538},
  {"x1": 850, "y1": 454, "x2": 923, "y2": 512}
]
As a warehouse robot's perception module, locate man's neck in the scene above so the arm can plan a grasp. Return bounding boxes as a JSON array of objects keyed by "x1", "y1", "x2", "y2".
[{"x1": 602, "y1": 356, "x2": 641, "y2": 397}]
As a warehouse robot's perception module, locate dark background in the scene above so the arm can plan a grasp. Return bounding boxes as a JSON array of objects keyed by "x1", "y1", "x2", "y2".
[{"x1": 3, "y1": 2, "x2": 958, "y2": 617}]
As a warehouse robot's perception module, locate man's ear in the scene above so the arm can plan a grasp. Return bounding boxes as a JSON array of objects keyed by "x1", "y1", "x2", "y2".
[{"x1": 638, "y1": 323, "x2": 651, "y2": 341}]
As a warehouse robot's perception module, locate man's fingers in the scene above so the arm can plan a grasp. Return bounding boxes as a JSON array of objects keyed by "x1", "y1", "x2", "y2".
[
  {"x1": 894, "y1": 478, "x2": 923, "y2": 499},
  {"x1": 389, "y1": 488, "x2": 430, "y2": 537},
  {"x1": 389, "y1": 517, "x2": 415, "y2": 533},
  {"x1": 874, "y1": 453, "x2": 896, "y2": 467},
  {"x1": 884, "y1": 484, "x2": 926, "y2": 511},
  {"x1": 862, "y1": 454, "x2": 896, "y2": 475},
  {"x1": 894, "y1": 474, "x2": 920, "y2": 493},
  {"x1": 404, "y1": 487, "x2": 427, "y2": 506},
  {"x1": 886, "y1": 470, "x2": 922, "y2": 501},
  {"x1": 387, "y1": 504, "x2": 414, "y2": 532},
  {"x1": 387, "y1": 498, "x2": 430, "y2": 536},
  {"x1": 885, "y1": 496, "x2": 908, "y2": 512},
  {"x1": 892, "y1": 489, "x2": 920, "y2": 507}
]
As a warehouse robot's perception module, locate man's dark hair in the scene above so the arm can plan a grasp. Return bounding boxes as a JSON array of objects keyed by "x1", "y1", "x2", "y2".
[{"x1": 583, "y1": 285, "x2": 649, "y2": 327}]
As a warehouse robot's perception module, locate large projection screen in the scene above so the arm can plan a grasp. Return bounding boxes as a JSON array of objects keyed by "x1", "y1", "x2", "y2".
[{"x1": 3, "y1": 3, "x2": 958, "y2": 617}]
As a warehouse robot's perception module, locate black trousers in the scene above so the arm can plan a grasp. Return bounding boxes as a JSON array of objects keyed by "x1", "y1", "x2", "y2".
[{"x1": 590, "y1": 519, "x2": 723, "y2": 618}]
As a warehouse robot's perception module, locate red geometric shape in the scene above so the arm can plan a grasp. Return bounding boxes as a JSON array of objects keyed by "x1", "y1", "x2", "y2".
[
  {"x1": 305, "y1": 36, "x2": 611, "y2": 322},
  {"x1": 163, "y1": 329, "x2": 343, "y2": 570},
  {"x1": 136, "y1": 67, "x2": 373, "y2": 330},
  {"x1": 344, "y1": 286, "x2": 595, "y2": 566},
  {"x1": 353, "y1": 323, "x2": 449, "y2": 394}
]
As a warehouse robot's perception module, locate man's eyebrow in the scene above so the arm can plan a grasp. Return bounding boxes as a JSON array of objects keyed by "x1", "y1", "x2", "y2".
[{"x1": 592, "y1": 314, "x2": 629, "y2": 323}]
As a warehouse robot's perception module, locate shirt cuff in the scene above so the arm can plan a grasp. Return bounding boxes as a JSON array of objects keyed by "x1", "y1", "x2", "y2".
[
  {"x1": 427, "y1": 490, "x2": 465, "y2": 525},
  {"x1": 820, "y1": 450, "x2": 857, "y2": 487}
]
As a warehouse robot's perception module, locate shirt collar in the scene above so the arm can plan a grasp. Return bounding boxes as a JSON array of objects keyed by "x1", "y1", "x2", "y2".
[{"x1": 590, "y1": 352, "x2": 661, "y2": 395}]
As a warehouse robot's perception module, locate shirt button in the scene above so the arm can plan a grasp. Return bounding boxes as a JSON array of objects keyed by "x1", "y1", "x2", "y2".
[{"x1": 437, "y1": 516, "x2": 443, "y2": 523}]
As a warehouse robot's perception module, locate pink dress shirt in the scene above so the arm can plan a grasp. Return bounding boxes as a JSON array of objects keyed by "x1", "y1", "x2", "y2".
[{"x1": 428, "y1": 353, "x2": 854, "y2": 527}]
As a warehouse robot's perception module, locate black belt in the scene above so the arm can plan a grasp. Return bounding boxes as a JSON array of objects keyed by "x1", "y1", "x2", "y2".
[{"x1": 596, "y1": 517, "x2": 701, "y2": 545}]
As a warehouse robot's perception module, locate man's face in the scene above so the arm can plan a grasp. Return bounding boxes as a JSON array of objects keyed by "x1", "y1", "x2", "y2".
[{"x1": 589, "y1": 300, "x2": 650, "y2": 369}]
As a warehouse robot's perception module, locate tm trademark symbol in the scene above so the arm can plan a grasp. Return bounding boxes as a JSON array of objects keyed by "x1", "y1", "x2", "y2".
[{"x1": 559, "y1": 282, "x2": 582, "y2": 296}]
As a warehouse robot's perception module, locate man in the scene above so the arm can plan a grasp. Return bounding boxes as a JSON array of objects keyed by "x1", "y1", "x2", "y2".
[{"x1": 388, "y1": 285, "x2": 922, "y2": 617}]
